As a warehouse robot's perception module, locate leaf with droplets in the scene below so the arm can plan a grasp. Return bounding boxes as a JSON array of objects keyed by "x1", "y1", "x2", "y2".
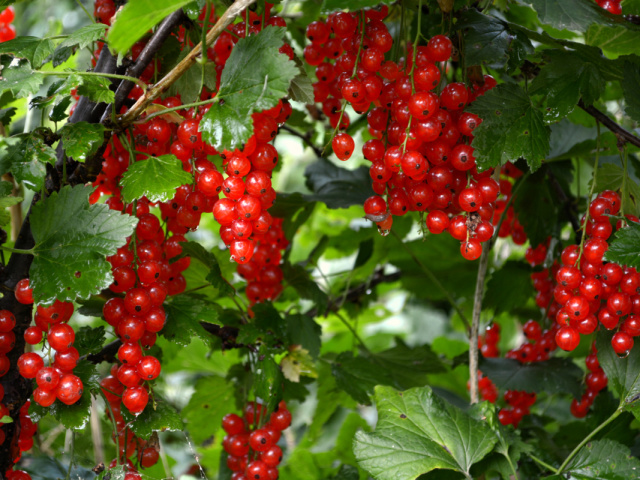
[{"x1": 119, "y1": 154, "x2": 193, "y2": 203}]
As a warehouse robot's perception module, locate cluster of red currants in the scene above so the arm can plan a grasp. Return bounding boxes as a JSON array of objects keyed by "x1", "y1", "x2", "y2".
[
  {"x1": 1, "y1": 401, "x2": 36, "y2": 480},
  {"x1": 222, "y1": 401, "x2": 292, "y2": 480},
  {"x1": 101, "y1": 363, "x2": 160, "y2": 478},
  {"x1": 0, "y1": 7, "x2": 16, "y2": 43},
  {"x1": 303, "y1": 7, "x2": 531, "y2": 260},
  {"x1": 13, "y1": 282, "x2": 85, "y2": 409}
]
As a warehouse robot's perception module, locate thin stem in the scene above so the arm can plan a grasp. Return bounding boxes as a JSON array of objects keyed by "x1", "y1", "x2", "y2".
[
  {"x1": 391, "y1": 230, "x2": 471, "y2": 330},
  {"x1": 469, "y1": 243, "x2": 491, "y2": 404},
  {"x1": 333, "y1": 310, "x2": 372, "y2": 355},
  {"x1": 576, "y1": 121, "x2": 600, "y2": 267},
  {"x1": 557, "y1": 407, "x2": 622, "y2": 474},
  {"x1": 120, "y1": 0, "x2": 256, "y2": 127},
  {"x1": 39, "y1": 71, "x2": 148, "y2": 92},
  {"x1": 620, "y1": 145, "x2": 629, "y2": 215},
  {"x1": 528, "y1": 453, "x2": 558, "y2": 474},
  {"x1": 200, "y1": 1, "x2": 212, "y2": 98},
  {"x1": 579, "y1": 99, "x2": 640, "y2": 149},
  {"x1": 65, "y1": 430, "x2": 75, "y2": 480},
  {"x1": 505, "y1": 454, "x2": 519, "y2": 479},
  {"x1": 74, "y1": 0, "x2": 95, "y2": 23},
  {"x1": 0, "y1": 246, "x2": 34, "y2": 255}
]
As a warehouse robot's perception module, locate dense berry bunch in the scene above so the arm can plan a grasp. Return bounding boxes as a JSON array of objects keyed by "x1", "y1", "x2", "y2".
[
  {"x1": 304, "y1": 8, "x2": 531, "y2": 260},
  {"x1": 222, "y1": 401, "x2": 292, "y2": 480}
]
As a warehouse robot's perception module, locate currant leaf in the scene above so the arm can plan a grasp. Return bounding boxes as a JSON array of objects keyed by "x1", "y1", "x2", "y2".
[
  {"x1": 0, "y1": 132, "x2": 56, "y2": 190},
  {"x1": 552, "y1": 439, "x2": 640, "y2": 479},
  {"x1": 586, "y1": 25, "x2": 640, "y2": 56},
  {"x1": 73, "y1": 326, "x2": 106, "y2": 357},
  {"x1": 512, "y1": 171, "x2": 560, "y2": 247},
  {"x1": 0, "y1": 36, "x2": 55, "y2": 68},
  {"x1": 200, "y1": 27, "x2": 298, "y2": 151},
  {"x1": 183, "y1": 375, "x2": 235, "y2": 444},
  {"x1": 58, "y1": 23, "x2": 107, "y2": 51},
  {"x1": 175, "y1": 241, "x2": 234, "y2": 296},
  {"x1": 353, "y1": 385, "x2": 498, "y2": 479},
  {"x1": 162, "y1": 294, "x2": 221, "y2": 349},
  {"x1": 621, "y1": 60, "x2": 640, "y2": 123},
  {"x1": 604, "y1": 221, "x2": 640, "y2": 269},
  {"x1": 119, "y1": 154, "x2": 193, "y2": 203},
  {"x1": 0, "y1": 57, "x2": 44, "y2": 98},
  {"x1": 304, "y1": 158, "x2": 375, "y2": 209},
  {"x1": 120, "y1": 394, "x2": 183, "y2": 439},
  {"x1": 467, "y1": 83, "x2": 550, "y2": 172},
  {"x1": 455, "y1": 10, "x2": 511, "y2": 67},
  {"x1": 524, "y1": 0, "x2": 624, "y2": 32},
  {"x1": 484, "y1": 261, "x2": 534, "y2": 315},
  {"x1": 29, "y1": 185, "x2": 138, "y2": 305},
  {"x1": 167, "y1": 48, "x2": 216, "y2": 104},
  {"x1": 59, "y1": 121, "x2": 105, "y2": 162}
]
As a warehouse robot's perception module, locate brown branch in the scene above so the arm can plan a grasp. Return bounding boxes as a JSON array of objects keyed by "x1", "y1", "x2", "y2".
[
  {"x1": 578, "y1": 99, "x2": 640, "y2": 149},
  {"x1": 280, "y1": 125, "x2": 323, "y2": 157},
  {"x1": 118, "y1": 0, "x2": 256, "y2": 128}
]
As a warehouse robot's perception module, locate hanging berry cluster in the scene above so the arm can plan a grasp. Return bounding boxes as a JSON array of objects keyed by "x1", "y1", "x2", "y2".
[
  {"x1": 303, "y1": 7, "x2": 532, "y2": 261},
  {"x1": 222, "y1": 401, "x2": 292, "y2": 480}
]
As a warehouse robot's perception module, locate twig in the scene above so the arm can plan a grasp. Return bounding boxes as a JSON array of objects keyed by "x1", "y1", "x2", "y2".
[
  {"x1": 578, "y1": 99, "x2": 640, "y2": 149},
  {"x1": 118, "y1": 0, "x2": 256, "y2": 127},
  {"x1": 280, "y1": 125, "x2": 323, "y2": 157},
  {"x1": 469, "y1": 244, "x2": 491, "y2": 405}
]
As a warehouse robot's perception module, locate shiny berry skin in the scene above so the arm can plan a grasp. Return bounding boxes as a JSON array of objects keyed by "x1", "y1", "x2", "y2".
[
  {"x1": 440, "y1": 83, "x2": 469, "y2": 110},
  {"x1": 426, "y1": 35, "x2": 452, "y2": 61},
  {"x1": 48, "y1": 323, "x2": 75, "y2": 352},
  {"x1": 249, "y1": 429, "x2": 273, "y2": 452},
  {"x1": 124, "y1": 288, "x2": 152, "y2": 316},
  {"x1": 56, "y1": 374, "x2": 83, "y2": 405},
  {"x1": 54, "y1": 347, "x2": 79, "y2": 371},
  {"x1": 260, "y1": 445, "x2": 283, "y2": 467},
  {"x1": 122, "y1": 386, "x2": 149, "y2": 414},
  {"x1": 118, "y1": 342, "x2": 143, "y2": 365},
  {"x1": 15, "y1": 279, "x2": 34, "y2": 305},
  {"x1": 461, "y1": 240, "x2": 482, "y2": 260},
  {"x1": 36, "y1": 367, "x2": 61, "y2": 391},
  {"x1": 222, "y1": 413, "x2": 246, "y2": 435},
  {"x1": 408, "y1": 92, "x2": 439, "y2": 120},
  {"x1": 269, "y1": 407, "x2": 291, "y2": 431},
  {"x1": 141, "y1": 447, "x2": 160, "y2": 468},
  {"x1": 137, "y1": 355, "x2": 161, "y2": 380},
  {"x1": 24, "y1": 326, "x2": 43, "y2": 345},
  {"x1": 332, "y1": 133, "x2": 354, "y2": 161},
  {"x1": 555, "y1": 325, "x2": 580, "y2": 351},
  {"x1": 426, "y1": 210, "x2": 450, "y2": 234},
  {"x1": 246, "y1": 460, "x2": 269, "y2": 480},
  {"x1": 17, "y1": 352, "x2": 44, "y2": 379},
  {"x1": 458, "y1": 187, "x2": 483, "y2": 212},
  {"x1": 611, "y1": 331, "x2": 634, "y2": 356},
  {"x1": 225, "y1": 433, "x2": 250, "y2": 457},
  {"x1": 230, "y1": 239, "x2": 255, "y2": 264}
]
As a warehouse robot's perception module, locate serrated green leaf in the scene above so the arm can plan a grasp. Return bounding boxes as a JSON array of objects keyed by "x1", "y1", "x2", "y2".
[
  {"x1": 167, "y1": 48, "x2": 216, "y2": 104},
  {"x1": 0, "y1": 133, "x2": 56, "y2": 190},
  {"x1": 49, "y1": 96, "x2": 72, "y2": 123},
  {"x1": 200, "y1": 27, "x2": 298, "y2": 151},
  {"x1": 467, "y1": 83, "x2": 550, "y2": 172},
  {"x1": 558, "y1": 439, "x2": 640, "y2": 479},
  {"x1": 353, "y1": 385, "x2": 498, "y2": 479},
  {"x1": 0, "y1": 57, "x2": 44, "y2": 98},
  {"x1": 162, "y1": 293, "x2": 220, "y2": 349},
  {"x1": 59, "y1": 121, "x2": 105, "y2": 162},
  {"x1": 75, "y1": 74, "x2": 115, "y2": 104},
  {"x1": 604, "y1": 221, "x2": 640, "y2": 269},
  {"x1": 304, "y1": 158, "x2": 375, "y2": 209},
  {"x1": 107, "y1": 0, "x2": 194, "y2": 54},
  {"x1": 183, "y1": 375, "x2": 235, "y2": 445},
  {"x1": 0, "y1": 106, "x2": 15, "y2": 126},
  {"x1": 585, "y1": 24, "x2": 640, "y2": 56},
  {"x1": 513, "y1": 172, "x2": 559, "y2": 247},
  {"x1": 456, "y1": 10, "x2": 510, "y2": 67},
  {"x1": 119, "y1": 154, "x2": 193, "y2": 203},
  {"x1": 59, "y1": 23, "x2": 107, "y2": 51},
  {"x1": 479, "y1": 357, "x2": 583, "y2": 398},
  {"x1": 282, "y1": 262, "x2": 329, "y2": 313},
  {"x1": 529, "y1": 49, "x2": 605, "y2": 120},
  {"x1": 30, "y1": 185, "x2": 138, "y2": 304},
  {"x1": 289, "y1": 72, "x2": 314, "y2": 104},
  {"x1": 74, "y1": 326, "x2": 106, "y2": 357},
  {"x1": 0, "y1": 36, "x2": 55, "y2": 68},
  {"x1": 51, "y1": 45, "x2": 72, "y2": 68},
  {"x1": 622, "y1": 60, "x2": 640, "y2": 123},
  {"x1": 121, "y1": 394, "x2": 184, "y2": 438},
  {"x1": 484, "y1": 261, "x2": 533, "y2": 315},
  {"x1": 332, "y1": 351, "x2": 380, "y2": 405},
  {"x1": 286, "y1": 313, "x2": 322, "y2": 359},
  {"x1": 255, "y1": 352, "x2": 283, "y2": 414},
  {"x1": 524, "y1": 0, "x2": 622, "y2": 32},
  {"x1": 177, "y1": 241, "x2": 234, "y2": 296},
  {"x1": 0, "y1": 179, "x2": 21, "y2": 227}
]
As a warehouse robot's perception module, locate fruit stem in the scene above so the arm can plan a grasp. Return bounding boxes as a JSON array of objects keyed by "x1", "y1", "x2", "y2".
[
  {"x1": 334, "y1": 310, "x2": 372, "y2": 355},
  {"x1": 0, "y1": 246, "x2": 34, "y2": 255},
  {"x1": 575, "y1": 121, "x2": 600, "y2": 268},
  {"x1": 528, "y1": 453, "x2": 558, "y2": 474},
  {"x1": 557, "y1": 406, "x2": 622, "y2": 474},
  {"x1": 391, "y1": 230, "x2": 470, "y2": 330}
]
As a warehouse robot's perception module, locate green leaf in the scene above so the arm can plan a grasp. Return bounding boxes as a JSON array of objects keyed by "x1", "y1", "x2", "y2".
[
  {"x1": 304, "y1": 158, "x2": 375, "y2": 209},
  {"x1": 286, "y1": 313, "x2": 322, "y2": 359},
  {"x1": 49, "y1": 96, "x2": 73, "y2": 123},
  {"x1": 332, "y1": 352, "x2": 381, "y2": 405},
  {"x1": 456, "y1": 10, "x2": 510, "y2": 67},
  {"x1": 183, "y1": 375, "x2": 235, "y2": 445},
  {"x1": 467, "y1": 83, "x2": 550, "y2": 172},
  {"x1": 0, "y1": 36, "x2": 55, "y2": 68},
  {"x1": 513, "y1": 172, "x2": 560, "y2": 247},
  {"x1": 75, "y1": 74, "x2": 115, "y2": 104},
  {"x1": 0, "y1": 57, "x2": 44, "y2": 98},
  {"x1": 558, "y1": 439, "x2": 640, "y2": 479},
  {"x1": 59, "y1": 121, "x2": 105, "y2": 162},
  {"x1": 530, "y1": 50, "x2": 605, "y2": 121},
  {"x1": 30, "y1": 185, "x2": 138, "y2": 304},
  {"x1": 524, "y1": 0, "x2": 621, "y2": 32},
  {"x1": 107, "y1": 0, "x2": 194, "y2": 54},
  {"x1": 200, "y1": 27, "x2": 298, "y2": 151},
  {"x1": 622, "y1": 60, "x2": 640, "y2": 123},
  {"x1": 604, "y1": 221, "x2": 640, "y2": 269},
  {"x1": 121, "y1": 394, "x2": 184, "y2": 439},
  {"x1": 596, "y1": 329, "x2": 640, "y2": 417},
  {"x1": 484, "y1": 261, "x2": 533, "y2": 315},
  {"x1": 0, "y1": 180, "x2": 21, "y2": 226},
  {"x1": 0, "y1": 107, "x2": 15, "y2": 126},
  {"x1": 51, "y1": 45, "x2": 72, "y2": 68},
  {"x1": 289, "y1": 72, "x2": 314, "y2": 104},
  {"x1": 479, "y1": 357, "x2": 583, "y2": 398},
  {"x1": 119, "y1": 154, "x2": 193, "y2": 203},
  {"x1": 0, "y1": 415, "x2": 11, "y2": 423},
  {"x1": 74, "y1": 326, "x2": 106, "y2": 357},
  {"x1": 59, "y1": 23, "x2": 107, "y2": 51},
  {"x1": 353, "y1": 385, "x2": 498, "y2": 479},
  {"x1": 0, "y1": 133, "x2": 56, "y2": 190},
  {"x1": 177, "y1": 241, "x2": 234, "y2": 296},
  {"x1": 255, "y1": 353, "x2": 284, "y2": 414},
  {"x1": 162, "y1": 293, "x2": 220, "y2": 349},
  {"x1": 282, "y1": 262, "x2": 329, "y2": 313},
  {"x1": 167, "y1": 48, "x2": 216, "y2": 104},
  {"x1": 585, "y1": 25, "x2": 640, "y2": 56},
  {"x1": 323, "y1": 0, "x2": 394, "y2": 10}
]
